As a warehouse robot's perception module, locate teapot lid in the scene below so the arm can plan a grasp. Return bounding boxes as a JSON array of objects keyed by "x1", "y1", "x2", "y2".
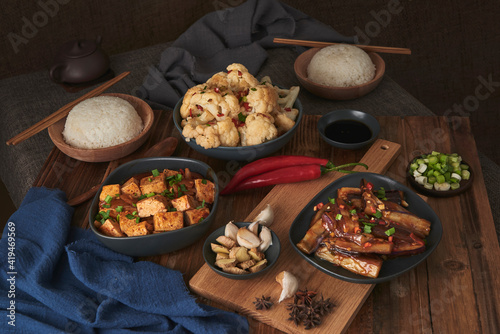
[{"x1": 58, "y1": 36, "x2": 102, "y2": 59}]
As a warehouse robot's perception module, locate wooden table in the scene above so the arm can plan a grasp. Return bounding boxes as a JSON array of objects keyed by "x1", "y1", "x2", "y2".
[{"x1": 34, "y1": 110, "x2": 500, "y2": 333}]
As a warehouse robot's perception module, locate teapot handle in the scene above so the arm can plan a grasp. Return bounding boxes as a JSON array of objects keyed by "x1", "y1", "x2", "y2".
[{"x1": 49, "y1": 63, "x2": 65, "y2": 83}]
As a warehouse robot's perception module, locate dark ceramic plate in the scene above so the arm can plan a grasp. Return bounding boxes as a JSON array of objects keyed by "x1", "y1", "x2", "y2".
[
  {"x1": 289, "y1": 172, "x2": 443, "y2": 284},
  {"x1": 89, "y1": 157, "x2": 219, "y2": 257},
  {"x1": 173, "y1": 94, "x2": 303, "y2": 162},
  {"x1": 203, "y1": 222, "x2": 281, "y2": 280},
  {"x1": 407, "y1": 157, "x2": 474, "y2": 197},
  {"x1": 317, "y1": 109, "x2": 380, "y2": 150}
]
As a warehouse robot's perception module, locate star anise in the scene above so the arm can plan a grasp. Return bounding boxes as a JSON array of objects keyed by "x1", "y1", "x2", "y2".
[
  {"x1": 253, "y1": 295, "x2": 273, "y2": 310},
  {"x1": 312, "y1": 294, "x2": 335, "y2": 316},
  {"x1": 303, "y1": 313, "x2": 322, "y2": 330},
  {"x1": 295, "y1": 288, "x2": 317, "y2": 306}
]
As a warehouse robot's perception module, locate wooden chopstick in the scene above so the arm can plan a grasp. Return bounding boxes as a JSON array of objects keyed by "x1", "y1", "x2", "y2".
[
  {"x1": 6, "y1": 71, "x2": 131, "y2": 146},
  {"x1": 273, "y1": 38, "x2": 411, "y2": 55}
]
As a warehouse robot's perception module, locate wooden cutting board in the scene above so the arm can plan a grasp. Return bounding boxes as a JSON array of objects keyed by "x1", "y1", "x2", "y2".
[{"x1": 189, "y1": 139, "x2": 402, "y2": 334}]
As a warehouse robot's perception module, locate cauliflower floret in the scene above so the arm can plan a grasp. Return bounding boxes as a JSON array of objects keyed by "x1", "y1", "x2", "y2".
[
  {"x1": 246, "y1": 85, "x2": 279, "y2": 114},
  {"x1": 226, "y1": 63, "x2": 259, "y2": 92},
  {"x1": 194, "y1": 125, "x2": 221, "y2": 149},
  {"x1": 241, "y1": 113, "x2": 277, "y2": 146},
  {"x1": 282, "y1": 107, "x2": 299, "y2": 122},
  {"x1": 206, "y1": 72, "x2": 230, "y2": 91},
  {"x1": 273, "y1": 112, "x2": 296, "y2": 135},
  {"x1": 183, "y1": 89, "x2": 239, "y2": 122},
  {"x1": 180, "y1": 84, "x2": 206, "y2": 118},
  {"x1": 217, "y1": 118, "x2": 240, "y2": 147},
  {"x1": 182, "y1": 123, "x2": 199, "y2": 141}
]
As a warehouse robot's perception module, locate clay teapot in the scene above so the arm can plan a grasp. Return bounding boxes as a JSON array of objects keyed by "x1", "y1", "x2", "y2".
[{"x1": 49, "y1": 36, "x2": 110, "y2": 84}]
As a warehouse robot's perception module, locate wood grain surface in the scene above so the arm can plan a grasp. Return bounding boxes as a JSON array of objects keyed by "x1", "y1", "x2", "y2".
[{"x1": 33, "y1": 111, "x2": 500, "y2": 334}]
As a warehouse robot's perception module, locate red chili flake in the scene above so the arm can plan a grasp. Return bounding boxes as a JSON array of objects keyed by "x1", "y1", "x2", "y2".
[
  {"x1": 214, "y1": 87, "x2": 220, "y2": 93},
  {"x1": 237, "y1": 70, "x2": 242, "y2": 76},
  {"x1": 366, "y1": 182, "x2": 374, "y2": 190},
  {"x1": 316, "y1": 202, "x2": 324, "y2": 210},
  {"x1": 189, "y1": 108, "x2": 193, "y2": 118},
  {"x1": 243, "y1": 102, "x2": 251, "y2": 111},
  {"x1": 388, "y1": 236, "x2": 394, "y2": 242},
  {"x1": 363, "y1": 242, "x2": 372, "y2": 248},
  {"x1": 217, "y1": 113, "x2": 224, "y2": 117},
  {"x1": 231, "y1": 118, "x2": 239, "y2": 127},
  {"x1": 227, "y1": 70, "x2": 232, "y2": 74},
  {"x1": 284, "y1": 107, "x2": 292, "y2": 111},
  {"x1": 196, "y1": 105, "x2": 203, "y2": 111}
]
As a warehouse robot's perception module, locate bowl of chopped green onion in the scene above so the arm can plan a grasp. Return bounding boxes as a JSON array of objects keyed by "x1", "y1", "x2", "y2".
[{"x1": 407, "y1": 151, "x2": 473, "y2": 197}]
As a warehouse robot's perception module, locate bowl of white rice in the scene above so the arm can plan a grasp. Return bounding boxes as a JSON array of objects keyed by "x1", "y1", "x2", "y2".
[
  {"x1": 48, "y1": 93, "x2": 154, "y2": 162},
  {"x1": 294, "y1": 44, "x2": 385, "y2": 100}
]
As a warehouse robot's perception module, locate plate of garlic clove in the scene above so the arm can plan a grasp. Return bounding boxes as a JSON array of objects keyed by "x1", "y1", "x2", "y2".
[{"x1": 203, "y1": 221, "x2": 281, "y2": 279}]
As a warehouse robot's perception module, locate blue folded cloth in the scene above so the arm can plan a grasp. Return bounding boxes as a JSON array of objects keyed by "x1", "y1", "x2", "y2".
[
  {"x1": 138, "y1": 0, "x2": 355, "y2": 109},
  {"x1": 0, "y1": 187, "x2": 248, "y2": 333}
]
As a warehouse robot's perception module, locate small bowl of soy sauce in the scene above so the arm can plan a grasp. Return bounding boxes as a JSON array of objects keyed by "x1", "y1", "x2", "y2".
[{"x1": 318, "y1": 109, "x2": 380, "y2": 150}]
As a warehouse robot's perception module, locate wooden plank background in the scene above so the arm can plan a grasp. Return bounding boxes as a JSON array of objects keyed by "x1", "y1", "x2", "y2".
[{"x1": 33, "y1": 112, "x2": 500, "y2": 333}]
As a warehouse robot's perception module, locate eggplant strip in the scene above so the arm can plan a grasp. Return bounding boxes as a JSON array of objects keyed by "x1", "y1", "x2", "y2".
[{"x1": 315, "y1": 246, "x2": 382, "y2": 279}]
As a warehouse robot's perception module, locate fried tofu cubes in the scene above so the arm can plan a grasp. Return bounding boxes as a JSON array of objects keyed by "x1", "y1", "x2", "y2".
[{"x1": 94, "y1": 168, "x2": 216, "y2": 238}]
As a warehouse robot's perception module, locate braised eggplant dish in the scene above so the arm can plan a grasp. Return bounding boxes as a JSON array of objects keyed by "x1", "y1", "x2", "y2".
[
  {"x1": 296, "y1": 179, "x2": 431, "y2": 278},
  {"x1": 94, "y1": 168, "x2": 215, "y2": 237}
]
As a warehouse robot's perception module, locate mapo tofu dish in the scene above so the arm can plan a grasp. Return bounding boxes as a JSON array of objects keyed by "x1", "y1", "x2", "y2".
[
  {"x1": 94, "y1": 168, "x2": 216, "y2": 237},
  {"x1": 296, "y1": 179, "x2": 431, "y2": 278}
]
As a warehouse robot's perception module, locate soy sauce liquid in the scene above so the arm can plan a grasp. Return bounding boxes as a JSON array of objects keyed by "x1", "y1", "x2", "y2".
[{"x1": 325, "y1": 120, "x2": 372, "y2": 143}]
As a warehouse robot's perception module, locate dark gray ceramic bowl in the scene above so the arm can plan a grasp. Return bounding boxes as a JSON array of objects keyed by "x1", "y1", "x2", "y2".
[
  {"x1": 89, "y1": 157, "x2": 219, "y2": 257},
  {"x1": 317, "y1": 109, "x2": 380, "y2": 150},
  {"x1": 173, "y1": 97, "x2": 303, "y2": 161},
  {"x1": 203, "y1": 222, "x2": 281, "y2": 280}
]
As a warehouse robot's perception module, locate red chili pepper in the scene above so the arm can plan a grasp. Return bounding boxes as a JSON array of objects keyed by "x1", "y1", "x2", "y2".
[
  {"x1": 196, "y1": 105, "x2": 203, "y2": 111},
  {"x1": 237, "y1": 70, "x2": 242, "y2": 76},
  {"x1": 189, "y1": 108, "x2": 193, "y2": 118},
  {"x1": 225, "y1": 164, "x2": 323, "y2": 193},
  {"x1": 220, "y1": 156, "x2": 368, "y2": 195},
  {"x1": 217, "y1": 113, "x2": 224, "y2": 117},
  {"x1": 220, "y1": 156, "x2": 330, "y2": 195},
  {"x1": 214, "y1": 87, "x2": 220, "y2": 93},
  {"x1": 366, "y1": 182, "x2": 374, "y2": 191},
  {"x1": 243, "y1": 102, "x2": 251, "y2": 111}
]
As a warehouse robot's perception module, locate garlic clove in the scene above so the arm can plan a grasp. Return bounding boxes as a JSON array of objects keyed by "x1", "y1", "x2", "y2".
[
  {"x1": 237, "y1": 227, "x2": 262, "y2": 249},
  {"x1": 248, "y1": 221, "x2": 260, "y2": 235},
  {"x1": 276, "y1": 271, "x2": 299, "y2": 303},
  {"x1": 224, "y1": 221, "x2": 239, "y2": 241},
  {"x1": 253, "y1": 204, "x2": 274, "y2": 226},
  {"x1": 258, "y1": 226, "x2": 273, "y2": 252}
]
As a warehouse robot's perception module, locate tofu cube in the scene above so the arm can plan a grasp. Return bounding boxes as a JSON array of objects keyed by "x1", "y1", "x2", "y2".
[
  {"x1": 171, "y1": 194, "x2": 197, "y2": 212},
  {"x1": 153, "y1": 211, "x2": 184, "y2": 231},
  {"x1": 163, "y1": 169, "x2": 181, "y2": 178},
  {"x1": 184, "y1": 207, "x2": 210, "y2": 226},
  {"x1": 98, "y1": 219, "x2": 126, "y2": 237},
  {"x1": 136, "y1": 195, "x2": 169, "y2": 217},
  {"x1": 99, "y1": 184, "x2": 120, "y2": 202},
  {"x1": 194, "y1": 179, "x2": 215, "y2": 204},
  {"x1": 139, "y1": 174, "x2": 167, "y2": 195},
  {"x1": 121, "y1": 177, "x2": 141, "y2": 199},
  {"x1": 124, "y1": 221, "x2": 150, "y2": 236}
]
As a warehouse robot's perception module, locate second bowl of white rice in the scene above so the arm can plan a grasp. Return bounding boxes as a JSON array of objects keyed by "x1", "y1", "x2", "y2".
[
  {"x1": 294, "y1": 45, "x2": 385, "y2": 100},
  {"x1": 48, "y1": 93, "x2": 154, "y2": 162}
]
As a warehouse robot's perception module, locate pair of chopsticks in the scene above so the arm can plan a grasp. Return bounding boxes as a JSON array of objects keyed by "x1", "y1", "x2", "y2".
[
  {"x1": 6, "y1": 71, "x2": 131, "y2": 146},
  {"x1": 273, "y1": 38, "x2": 411, "y2": 55}
]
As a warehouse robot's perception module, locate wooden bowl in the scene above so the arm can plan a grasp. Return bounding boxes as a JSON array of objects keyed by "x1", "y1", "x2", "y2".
[
  {"x1": 294, "y1": 47, "x2": 385, "y2": 100},
  {"x1": 48, "y1": 93, "x2": 154, "y2": 162}
]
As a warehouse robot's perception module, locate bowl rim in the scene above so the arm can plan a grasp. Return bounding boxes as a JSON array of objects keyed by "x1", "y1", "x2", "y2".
[
  {"x1": 294, "y1": 47, "x2": 385, "y2": 91},
  {"x1": 48, "y1": 93, "x2": 154, "y2": 154},
  {"x1": 317, "y1": 109, "x2": 381, "y2": 148},
  {"x1": 172, "y1": 92, "x2": 303, "y2": 152},
  {"x1": 88, "y1": 156, "x2": 219, "y2": 240},
  {"x1": 203, "y1": 221, "x2": 281, "y2": 279}
]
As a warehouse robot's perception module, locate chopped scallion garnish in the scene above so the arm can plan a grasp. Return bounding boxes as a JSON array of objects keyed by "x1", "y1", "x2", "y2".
[{"x1": 152, "y1": 169, "x2": 160, "y2": 177}]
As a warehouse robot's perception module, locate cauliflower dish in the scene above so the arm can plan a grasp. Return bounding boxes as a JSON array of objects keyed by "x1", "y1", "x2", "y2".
[{"x1": 180, "y1": 63, "x2": 300, "y2": 149}]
